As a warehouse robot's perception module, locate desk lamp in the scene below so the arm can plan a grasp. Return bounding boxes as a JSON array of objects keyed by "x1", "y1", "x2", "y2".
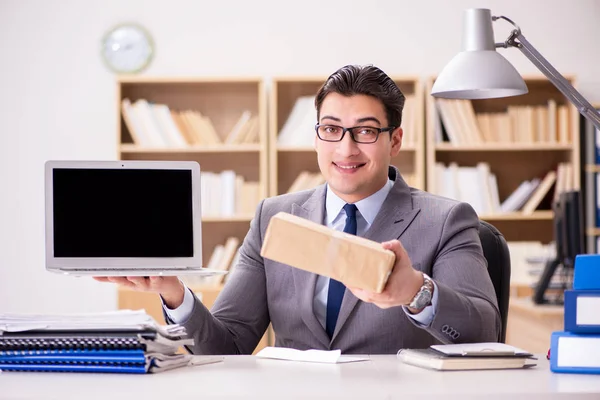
[
  {"x1": 431, "y1": 8, "x2": 600, "y2": 304},
  {"x1": 430, "y1": 8, "x2": 600, "y2": 131}
]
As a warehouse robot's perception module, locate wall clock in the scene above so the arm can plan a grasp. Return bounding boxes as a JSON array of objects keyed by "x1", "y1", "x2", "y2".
[{"x1": 101, "y1": 23, "x2": 154, "y2": 74}]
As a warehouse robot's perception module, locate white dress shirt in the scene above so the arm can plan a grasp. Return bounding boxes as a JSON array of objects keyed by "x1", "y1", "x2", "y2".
[{"x1": 164, "y1": 179, "x2": 439, "y2": 327}]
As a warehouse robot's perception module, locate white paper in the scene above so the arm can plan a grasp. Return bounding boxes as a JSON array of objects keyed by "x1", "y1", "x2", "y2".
[
  {"x1": 557, "y1": 336, "x2": 600, "y2": 367},
  {"x1": 255, "y1": 347, "x2": 369, "y2": 364},
  {"x1": 0, "y1": 309, "x2": 185, "y2": 339},
  {"x1": 430, "y1": 342, "x2": 531, "y2": 356},
  {"x1": 577, "y1": 297, "x2": 600, "y2": 325}
]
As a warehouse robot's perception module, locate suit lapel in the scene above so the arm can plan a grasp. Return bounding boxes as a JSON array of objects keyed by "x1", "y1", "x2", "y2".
[
  {"x1": 290, "y1": 184, "x2": 330, "y2": 349},
  {"x1": 332, "y1": 167, "x2": 421, "y2": 342}
]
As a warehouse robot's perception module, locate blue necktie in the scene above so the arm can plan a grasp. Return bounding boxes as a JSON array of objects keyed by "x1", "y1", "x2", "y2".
[{"x1": 326, "y1": 203, "x2": 357, "y2": 338}]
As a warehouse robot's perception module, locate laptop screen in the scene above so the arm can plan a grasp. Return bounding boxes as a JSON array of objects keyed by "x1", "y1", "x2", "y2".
[{"x1": 52, "y1": 168, "x2": 194, "y2": 258}]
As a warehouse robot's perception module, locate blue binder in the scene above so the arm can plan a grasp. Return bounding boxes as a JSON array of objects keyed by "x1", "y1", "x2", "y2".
[
  {"x1": 550, "y1": 331, "x2": 600, "y2": 374},
  {"x1": 0, "y1": 348, "x2": 148, "y2": 374},
  {"x1": 0, "y1": 362, "x2": 147, "y2": 374},
  {"x1": 0, "y1": 349, "x2": 146, "y2": 364},
  {"x1": 564, "y1": 290, "x2": 600, "y2": 333},
  {"x1": 573, "y1": 255, "x2": 600, "y2": 290}
]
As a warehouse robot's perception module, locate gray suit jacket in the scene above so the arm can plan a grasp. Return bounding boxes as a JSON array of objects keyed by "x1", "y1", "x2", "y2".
[{"x1": 174, "y1": 166, "x2": 501, "y2": 355}]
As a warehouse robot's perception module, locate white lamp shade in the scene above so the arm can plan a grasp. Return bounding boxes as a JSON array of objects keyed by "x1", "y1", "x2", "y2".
[
  {"x1": 431, "y1": 50, "x2": 528, "y2": 99},
  {"x1": 431, "y1": 8, "x2": 528, "y2": 99}
]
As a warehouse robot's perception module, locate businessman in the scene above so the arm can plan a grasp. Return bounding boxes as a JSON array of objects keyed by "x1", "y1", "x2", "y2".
[{"x1": 96, "y1": 64, "x2": 501, "y2": 354}]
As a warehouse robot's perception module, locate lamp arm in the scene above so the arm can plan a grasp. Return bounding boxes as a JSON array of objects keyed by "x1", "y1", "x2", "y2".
[{"x1": 502, "y1": 31, "x2": 600, "y2": 131}]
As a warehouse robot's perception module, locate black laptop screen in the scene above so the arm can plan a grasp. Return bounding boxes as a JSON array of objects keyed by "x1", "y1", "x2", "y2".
[{"x1": 52, "y1": 168, "x2": 194, "y2": 257}]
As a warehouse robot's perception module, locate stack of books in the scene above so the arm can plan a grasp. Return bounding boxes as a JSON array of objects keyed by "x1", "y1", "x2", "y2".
[
  {"x1": 397, "y1": 342, "x2": 535, "y2": 371},
  {"x1": 0, "y1": 309, "x2": 218, "y2": 374},
  {"x1": 550, "y1": 254, "x2": 600, "y2": 374}
]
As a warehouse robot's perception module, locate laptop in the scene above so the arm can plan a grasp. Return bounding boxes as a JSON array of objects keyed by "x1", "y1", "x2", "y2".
[{"x1": 44, "y1": 160, "x2": 226, "y2": 277}]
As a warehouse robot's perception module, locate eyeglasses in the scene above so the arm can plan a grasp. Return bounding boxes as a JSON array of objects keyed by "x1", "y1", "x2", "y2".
[{"x1": 315, "y1": 124, "x2": 395, "y2": 144}]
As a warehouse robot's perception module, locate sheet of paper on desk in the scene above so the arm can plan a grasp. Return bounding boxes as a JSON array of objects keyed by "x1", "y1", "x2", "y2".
[
  {"x1": 430, "y1": 342, "x2": 533, "y2": 357},
  {"x1": 0, "y1": 309, "x2": 184, "y2": 339},
  {"x1": 255, "y1": 347, "x2": 369, "y2": 364}
]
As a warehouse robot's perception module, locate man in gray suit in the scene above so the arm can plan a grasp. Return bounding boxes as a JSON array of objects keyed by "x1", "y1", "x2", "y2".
[{"x1": 96, "y1": 65, "x2": 501, "y2": 355}]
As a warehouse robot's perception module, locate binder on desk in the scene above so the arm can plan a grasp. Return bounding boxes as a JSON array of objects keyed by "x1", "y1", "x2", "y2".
[
  {"x1": 564, "y1": 289, "x2": 600, "y2": 333},
  {"x1": 0, "y1": 362, "x2": 148, "y2": 374},
  {"x1": 550, "y1": 331, "x2": 600, "y2": 374},
  {"x1": 0, "y1": 348, "x2": 194, "y2": 374},
  {"x1": 573, "y1": 255, "x2": 600, "y2": 290},
  {"x1": 0, "y1": 349, "x2": 146, "y2": 364}
]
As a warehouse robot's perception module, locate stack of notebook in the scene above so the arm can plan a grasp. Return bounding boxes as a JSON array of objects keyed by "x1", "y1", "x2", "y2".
[{"x1": 0, "y1": 309, "x2": 204, "y2": 374}]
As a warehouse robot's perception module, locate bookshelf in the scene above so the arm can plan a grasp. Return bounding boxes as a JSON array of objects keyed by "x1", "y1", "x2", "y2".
[
  {"x1": 115, "y1": 76, "x2": 270, "y2": 353},
  {"x1": 117, "y1": 285, "x2": 270, "y2": 354},
  {"x1": 269, "y1": 76, "x2": 425, "y2": 196},
  {"x1": 425, "y1": 76, "x2": 580, "y2": 244}
]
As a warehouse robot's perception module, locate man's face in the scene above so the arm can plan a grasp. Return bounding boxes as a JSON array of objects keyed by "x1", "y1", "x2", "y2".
[{"x1": 315, "y1": 93, "x2": 403, "y2": 203}]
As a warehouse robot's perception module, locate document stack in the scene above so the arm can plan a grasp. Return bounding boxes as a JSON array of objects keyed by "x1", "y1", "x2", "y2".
[
  {"x1": 0, "y1": 309, "x2": 195, "y2": 374},
  {"x1": 550, "y1": 254, "x2": 600, "y2": 374}
]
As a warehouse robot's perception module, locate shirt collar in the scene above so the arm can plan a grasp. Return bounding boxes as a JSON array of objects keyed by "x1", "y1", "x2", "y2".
[{"x1": 325, "y1": 179, "x2": 393, "y2": 226}]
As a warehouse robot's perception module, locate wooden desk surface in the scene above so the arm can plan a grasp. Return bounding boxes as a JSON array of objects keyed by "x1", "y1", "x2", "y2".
[
  {"x1": 2, "y1": 355, "x2": 599, "y2": 399},
  {"x1": 509, "y1": 297, "x2": 565, "y2": 317},
  {"x1": 506, "y1": 296, "x2": 565, "y2": 355}
]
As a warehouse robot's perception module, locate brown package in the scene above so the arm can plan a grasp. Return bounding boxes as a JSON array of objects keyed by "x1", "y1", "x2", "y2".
[{"x1": 260, "y1": 212, "x2": 396, "y2": 293}]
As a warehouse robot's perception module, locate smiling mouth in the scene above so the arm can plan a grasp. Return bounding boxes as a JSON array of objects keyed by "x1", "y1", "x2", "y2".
[{"x1": 333, "y1": 162, "x2": 366, "y2": 170}]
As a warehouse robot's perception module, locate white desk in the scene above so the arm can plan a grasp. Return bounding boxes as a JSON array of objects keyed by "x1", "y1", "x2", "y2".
[{"x1": 2, "y1": 355, "x2": 600, "y2": 399}]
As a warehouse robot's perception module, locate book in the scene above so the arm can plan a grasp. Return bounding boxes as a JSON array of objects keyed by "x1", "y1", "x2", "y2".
[
  {"x1": 429, "y1": 342, "x2": 532, "y2": 357},
  {"x1": 398, "y1": 343, "x2": 535, "y2": 371}
]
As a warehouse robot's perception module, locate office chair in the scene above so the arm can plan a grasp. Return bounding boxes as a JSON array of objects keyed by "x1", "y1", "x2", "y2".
[{"x1": 478, "y1": 220, "x2": 511, "y2": 343}]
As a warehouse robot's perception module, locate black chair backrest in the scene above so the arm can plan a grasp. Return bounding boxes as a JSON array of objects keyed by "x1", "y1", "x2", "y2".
[{"x1": 478, "y1": 220, "x2": 511, "y2": 343}]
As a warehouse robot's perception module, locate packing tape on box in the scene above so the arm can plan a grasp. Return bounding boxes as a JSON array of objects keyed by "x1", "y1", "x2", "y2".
[{"x1": 325, "y1": 230, "x2": 354, "y2": 283}]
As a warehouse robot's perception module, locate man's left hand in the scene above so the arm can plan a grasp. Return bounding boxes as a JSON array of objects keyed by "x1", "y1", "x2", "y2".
[{"x1": 348, "y1": 239, "x2": 425, "y2": 311}]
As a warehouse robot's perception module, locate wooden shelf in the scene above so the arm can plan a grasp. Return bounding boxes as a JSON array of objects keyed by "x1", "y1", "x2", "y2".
[
  {"x1": 117, "y1": 76, "x2": 264, "y2": 84},
  {"x1": 509, "y1": 297, "x2": 564, "y2": 318},
  {"x1": 425, "y1": 76, "x2": 580, "y2": 243},
  {"x1": 202, "y1": 215, "x2": 254, "y2": 223},
  {"x1": 276, "y1": 144, "x2": 418, "y2": 152},
  {"x1": 584, "y1": 164, "x2": 600, "y2": 173},
  {"x1": 120, "y1": 144, "x2": 262, "y2": 153},
  {"x1": 506, "y1": 297, "x2": 564, "y2": 354},
  {"x1": 116, "y1": 77, "x2": 269, "y2": 330},
  {"x1": 435, "y1": 143, "x2": 573, "y2": 151},
  {"x1": 479, "y1": 211, "x2": 554, "y2": 221},
  {"x1": 276, "y1": 146, "x2": 315, "y2": 152},
  {"x1": 586, "y1": 228, "x2": 600, "y2": 237},
  {"x1": 187, "y1": 284, "x2": 225, "y2": 292}
]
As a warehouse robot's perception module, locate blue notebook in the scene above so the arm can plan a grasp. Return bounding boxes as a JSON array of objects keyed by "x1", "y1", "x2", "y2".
[
  {"x1": 0, "y1": 362, "x2": 147, "y2": 374},
  {"x1": 0, "y1": 348, "x2": 148, "y2": 374},
  {"x1": 0, "y1": 349, "x2": 146, "y2": 364}
]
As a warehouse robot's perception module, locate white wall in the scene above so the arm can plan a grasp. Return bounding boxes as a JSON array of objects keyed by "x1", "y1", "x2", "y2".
[{"x1": 1, "y1": 0, "x2": 599, "y2": 314}]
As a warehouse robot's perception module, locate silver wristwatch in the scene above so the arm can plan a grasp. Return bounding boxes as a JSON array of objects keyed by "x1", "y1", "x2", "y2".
[{"x1": 408, "y1": 273, "x2": 434, "y2": 310}]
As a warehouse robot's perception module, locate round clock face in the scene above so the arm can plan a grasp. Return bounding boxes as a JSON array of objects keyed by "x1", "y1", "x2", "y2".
[{"x1": 101, "y1": 24, "x2": 154, "y2": 74}]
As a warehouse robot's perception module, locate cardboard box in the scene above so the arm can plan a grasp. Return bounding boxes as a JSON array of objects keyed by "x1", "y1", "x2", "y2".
[{"x1": 260, "y1": 212, "x2": 395, "y2": 293}]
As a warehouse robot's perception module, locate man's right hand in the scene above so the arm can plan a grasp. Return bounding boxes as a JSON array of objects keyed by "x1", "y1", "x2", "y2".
[{"x1": 93, "y1": 276, "x2": 186, "y2": 309}]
